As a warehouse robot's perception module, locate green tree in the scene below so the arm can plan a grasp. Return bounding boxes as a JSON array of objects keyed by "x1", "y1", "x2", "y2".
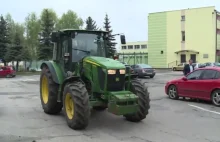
[
  {"x1": 5, "y1": 13, "x2": 15, "y2": 43},
  {"x1": 0, "y1": 15, "x2": 10, "y2": 65},
  {"x1": 38, "y1": 9, "x2": 57, "y2": 60},
  {"x1": 56, "y1": 10, "x2": 83, "y2": 30},
  {"x1": 5, "y1": 31, "x2": 23, "y2": 71},
  {"x1": 103, "y1": 14, "x2": 116, "y2": 57},
  {"x1": 85, "y1": 16, "x2": 98, "y2": 30},
  {"x1": 24, "y1": 12, "x2": 41, "y2": 62},
  {"x1": 4, "y1": 22, "x2": 26, "y2": 69}
]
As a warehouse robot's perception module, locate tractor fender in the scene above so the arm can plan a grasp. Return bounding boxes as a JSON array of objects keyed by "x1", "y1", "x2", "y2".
[
  {"x1": 125, "y1": 74, "x2": 138, "y2": 81},
  {"x1": 40, "y1": 61, "x2": 65, "y2": 84}
]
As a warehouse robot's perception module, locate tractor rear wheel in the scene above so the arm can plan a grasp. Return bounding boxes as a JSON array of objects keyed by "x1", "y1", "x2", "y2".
[
  {"x1": 124, "y1": 79, "x2": 150, "y2": 122},
  {"x1": 40, "y1": 65, "x2": 63, "y2": 114},
  {"x1": 63, "y1": 81, "x2": 90, "y2": 130}
]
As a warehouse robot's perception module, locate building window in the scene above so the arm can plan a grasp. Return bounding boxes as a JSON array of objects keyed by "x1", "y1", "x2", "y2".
[
  {"x1": 134, "y1": 45, "x2": 140, "y2": 49},
  {"x1": 181, "y1": 31, "x2": 185, "y2": 41},
  {"x1": 141, "y1": 45, "x2": 147, "y2": 49},
  {"x1": 181, "y1": 16, "x2": 185, "y2": 21},
  {"x1": 122, "y1": 46, "x2": 126, "y2": 49},
  {"x1": 128, "y1": 45, "x2": 133, "y2": 49}
]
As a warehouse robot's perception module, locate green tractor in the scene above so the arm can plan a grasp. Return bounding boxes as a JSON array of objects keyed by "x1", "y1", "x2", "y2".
[{"x1": 39, "y1": 29, "x2": 150, "y2": 130}]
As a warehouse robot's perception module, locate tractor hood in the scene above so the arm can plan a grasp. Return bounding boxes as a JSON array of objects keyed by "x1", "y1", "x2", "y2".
[{"x1": 84, "y1": 56, "x2": 125, "y2": 69}]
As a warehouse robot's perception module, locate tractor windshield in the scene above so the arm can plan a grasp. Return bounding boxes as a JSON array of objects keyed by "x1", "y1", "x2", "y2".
[{"x1": 72, "y1": 33, "x2": 106, "y2": 62}]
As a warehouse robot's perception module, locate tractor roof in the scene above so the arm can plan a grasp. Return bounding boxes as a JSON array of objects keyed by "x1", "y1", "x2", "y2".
[{"x1": 59, "y1": 29, "x2": 108, "y2": 33}]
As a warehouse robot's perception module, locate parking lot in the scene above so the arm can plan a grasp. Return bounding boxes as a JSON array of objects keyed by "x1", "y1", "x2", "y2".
[{"x1": 0, "y1": 71, "x2": 220, "y2": 142}]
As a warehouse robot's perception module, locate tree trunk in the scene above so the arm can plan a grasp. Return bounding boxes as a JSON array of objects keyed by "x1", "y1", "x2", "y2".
[
  {"x1": 24, "y1": 61, "x2": 27, "y2": 71},
  {"x1": 16, "y1": 61, "x2": 19, "y2": 72}
]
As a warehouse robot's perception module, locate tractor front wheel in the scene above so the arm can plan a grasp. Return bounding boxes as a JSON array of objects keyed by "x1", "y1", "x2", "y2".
[
  {"x1": 40, "y1": 65, "x2": 63, "y2": 114},
  {"x1": 63, "y1": 81, "x2": 90, "y2": 130},
  {"x1": 124, "y1": 79, "x2": 150, "y2": 122}
]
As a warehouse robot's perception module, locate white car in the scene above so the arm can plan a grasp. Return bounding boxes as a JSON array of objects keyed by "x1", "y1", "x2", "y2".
[{"x1": 192, "y1": 63, "x2": 206, "y2": 69}]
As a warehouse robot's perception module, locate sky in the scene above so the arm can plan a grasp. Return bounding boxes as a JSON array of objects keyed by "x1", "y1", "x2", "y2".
[{"x1": 0, "y1": 0, "x2": 220, "y2": 50}]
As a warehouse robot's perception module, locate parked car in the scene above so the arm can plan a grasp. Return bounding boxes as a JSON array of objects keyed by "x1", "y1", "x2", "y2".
[
  {"x1": 165, "y1": 67, "x2": 220, "y2": 107},
  {"x1": 172, "y1": 63, "x2": 186, "y2": 71},
  {"x1": 0, "y1": 66, "x2": 16, "y2": 78},
  {"x1": 204, "y1": 62, "x2": 220, "y2": 67},
  {"x1": 192, "y1": 63, "x2": 206, "y2": 69},
  {"x1": 131, "y1": 64, "x2": 156, "y2": 78}
]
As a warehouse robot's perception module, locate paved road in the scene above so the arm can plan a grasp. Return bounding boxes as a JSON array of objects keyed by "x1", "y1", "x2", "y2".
[{"x1": 0, "y1": 72, "x2": 220, "y2": 142}]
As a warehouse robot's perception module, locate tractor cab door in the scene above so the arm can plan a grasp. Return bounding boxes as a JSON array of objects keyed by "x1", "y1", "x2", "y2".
[{"x1": 61, "y1": 37, "x2": 73, "y2": 73}]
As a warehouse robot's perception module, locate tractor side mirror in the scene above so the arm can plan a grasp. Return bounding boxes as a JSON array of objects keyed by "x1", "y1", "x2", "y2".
[
  {"x1": 51, "y1": 32, "x2": 59, "y2": 42},
  {"x1": 120, "y1": 35, "x2": 126, "y2": 44}
]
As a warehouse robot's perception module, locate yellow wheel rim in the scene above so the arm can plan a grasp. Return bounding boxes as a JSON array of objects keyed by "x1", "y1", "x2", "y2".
[
  {"x1": 41, "y1": 75, "x2": 49, "y2": 104},
  {"x1": 65, "y1": 93, "x2": 74, "y2": 119}
]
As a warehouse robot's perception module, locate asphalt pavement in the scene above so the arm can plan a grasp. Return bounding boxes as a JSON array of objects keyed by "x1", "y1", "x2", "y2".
[{"x1": 0, "y1": 72, "x2": 220, "y2": 142}]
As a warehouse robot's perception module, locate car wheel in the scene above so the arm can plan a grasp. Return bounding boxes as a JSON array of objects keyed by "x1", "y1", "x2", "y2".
[
  {"x1": 168, "y1": 85, "x2": 179, "y2": 100},
  {"x1": 150, "y1": 75, "x2": 154, "y2": 78},
  {"x1": 211, "y1": 89, "x2": 220, "y2": 107},
  {"x1": 173, "y1": 67, "x2": 176, "y2": 71}
]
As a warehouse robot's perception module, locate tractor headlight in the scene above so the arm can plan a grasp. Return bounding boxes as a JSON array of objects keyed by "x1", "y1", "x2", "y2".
[
  {"x1": 119, "y1": 69, "x2": 125, "y2": 74},
  {"x1": 108, "y1": 70, "x2": 116, "y2": 74}
]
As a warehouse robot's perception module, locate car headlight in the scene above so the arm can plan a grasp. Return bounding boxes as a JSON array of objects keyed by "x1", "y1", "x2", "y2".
[
  {"x1": 108, "y1": 70, "x2": 116, "y2": 74},
  {"x1": 119, "y1": 69, "x2": 125, "y2": 74}
]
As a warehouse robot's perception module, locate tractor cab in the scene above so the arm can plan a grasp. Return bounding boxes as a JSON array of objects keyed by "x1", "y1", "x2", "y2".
[
  {"x1": 51, "y1": 29, "x2": 126, "y2": 74},
  {"x1": 51, "y1": 30, "x2": 108, "y2": 72}
]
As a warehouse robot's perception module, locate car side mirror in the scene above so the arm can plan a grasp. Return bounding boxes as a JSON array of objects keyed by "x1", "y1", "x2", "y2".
[
  {"x1": 120, "y1": 35, "x2": 126, "y2": 44},
  {"x1": 182, "y1": 76, "x2": 187, "y2": 81}
]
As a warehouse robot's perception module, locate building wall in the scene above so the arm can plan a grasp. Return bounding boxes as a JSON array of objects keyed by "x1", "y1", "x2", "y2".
[
  {"x1": 217, "y1": 15, "x2": 220, "y2": 50},
  {"x1": 148, "y1": 12, "x2": 167, "y2": 68},
  {"x1": 149, "y1": 6, "x2": 219, "y2": 68},
  {"x1": 120, "y1": 41, "x2": 148, "y2": 53},
  {"x1": 166, "y1": 10, "x2": 182, "y2": 67},
  {"x1": 184, "y1": 7, "x2": 216, "y2": 63},
  {"x1": 119, "y1": 41, "x2": 148, "y2": 65}
]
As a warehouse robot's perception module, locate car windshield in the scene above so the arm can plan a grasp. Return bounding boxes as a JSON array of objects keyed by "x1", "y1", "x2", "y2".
[
  {"x1": 72, "y1": 33, "x2": 106, "y2": 62},
  {"x1": 138, "y1": 64, "x2": 152, "y2": 68}
]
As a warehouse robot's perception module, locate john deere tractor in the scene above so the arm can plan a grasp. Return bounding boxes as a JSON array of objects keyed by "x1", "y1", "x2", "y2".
[{"x1": 39, "y1": 29, "x2": 150, "y2": 130}]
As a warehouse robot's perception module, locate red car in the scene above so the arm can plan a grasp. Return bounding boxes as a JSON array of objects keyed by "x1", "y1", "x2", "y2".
[
  {"x1": 0, "y1": 66, "x2": 16, "y2": 78},
  {"x1": 165, "y1": 67, "x2": 220, "y2": 107}
]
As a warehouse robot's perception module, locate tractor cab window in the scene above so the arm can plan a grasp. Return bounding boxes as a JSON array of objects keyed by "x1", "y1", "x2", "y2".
[{"x1": 71, "y1": 33, "x2": 106, "y2": 62}]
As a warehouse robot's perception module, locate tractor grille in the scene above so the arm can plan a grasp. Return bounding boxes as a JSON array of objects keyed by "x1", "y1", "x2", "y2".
[
  {"x1": 97, "y1": 67, "x2": 105, "y2": 90},
  {"x1": 107, "y1": 69, "x2": 125, "y2": 91}
]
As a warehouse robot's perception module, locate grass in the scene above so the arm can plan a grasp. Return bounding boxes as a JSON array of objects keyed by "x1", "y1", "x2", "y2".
[{"x1": 16, "y1": 71, "x2": 41, "y2": 76}]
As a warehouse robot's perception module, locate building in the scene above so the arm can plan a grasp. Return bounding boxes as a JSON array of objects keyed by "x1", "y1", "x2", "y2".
[
  {"x1": 118, "y1": 41, "x2": 148, "y2": 65},
  {"x1": 148, "y1": 6, "x2": 220, "y2": 68}
]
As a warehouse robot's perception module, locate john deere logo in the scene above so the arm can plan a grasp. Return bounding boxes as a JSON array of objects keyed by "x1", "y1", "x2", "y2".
[{"x1": 116, "y1": 77, "x2": 119, "y2": 82}]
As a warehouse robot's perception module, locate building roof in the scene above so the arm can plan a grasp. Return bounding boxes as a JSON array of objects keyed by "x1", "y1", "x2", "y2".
[
  {"x1": 149, "y1": 6, "x2": 215, "y2": 14},
  {"x1": 59, "y1": 29, "x2": 108, "y2": 33}
]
